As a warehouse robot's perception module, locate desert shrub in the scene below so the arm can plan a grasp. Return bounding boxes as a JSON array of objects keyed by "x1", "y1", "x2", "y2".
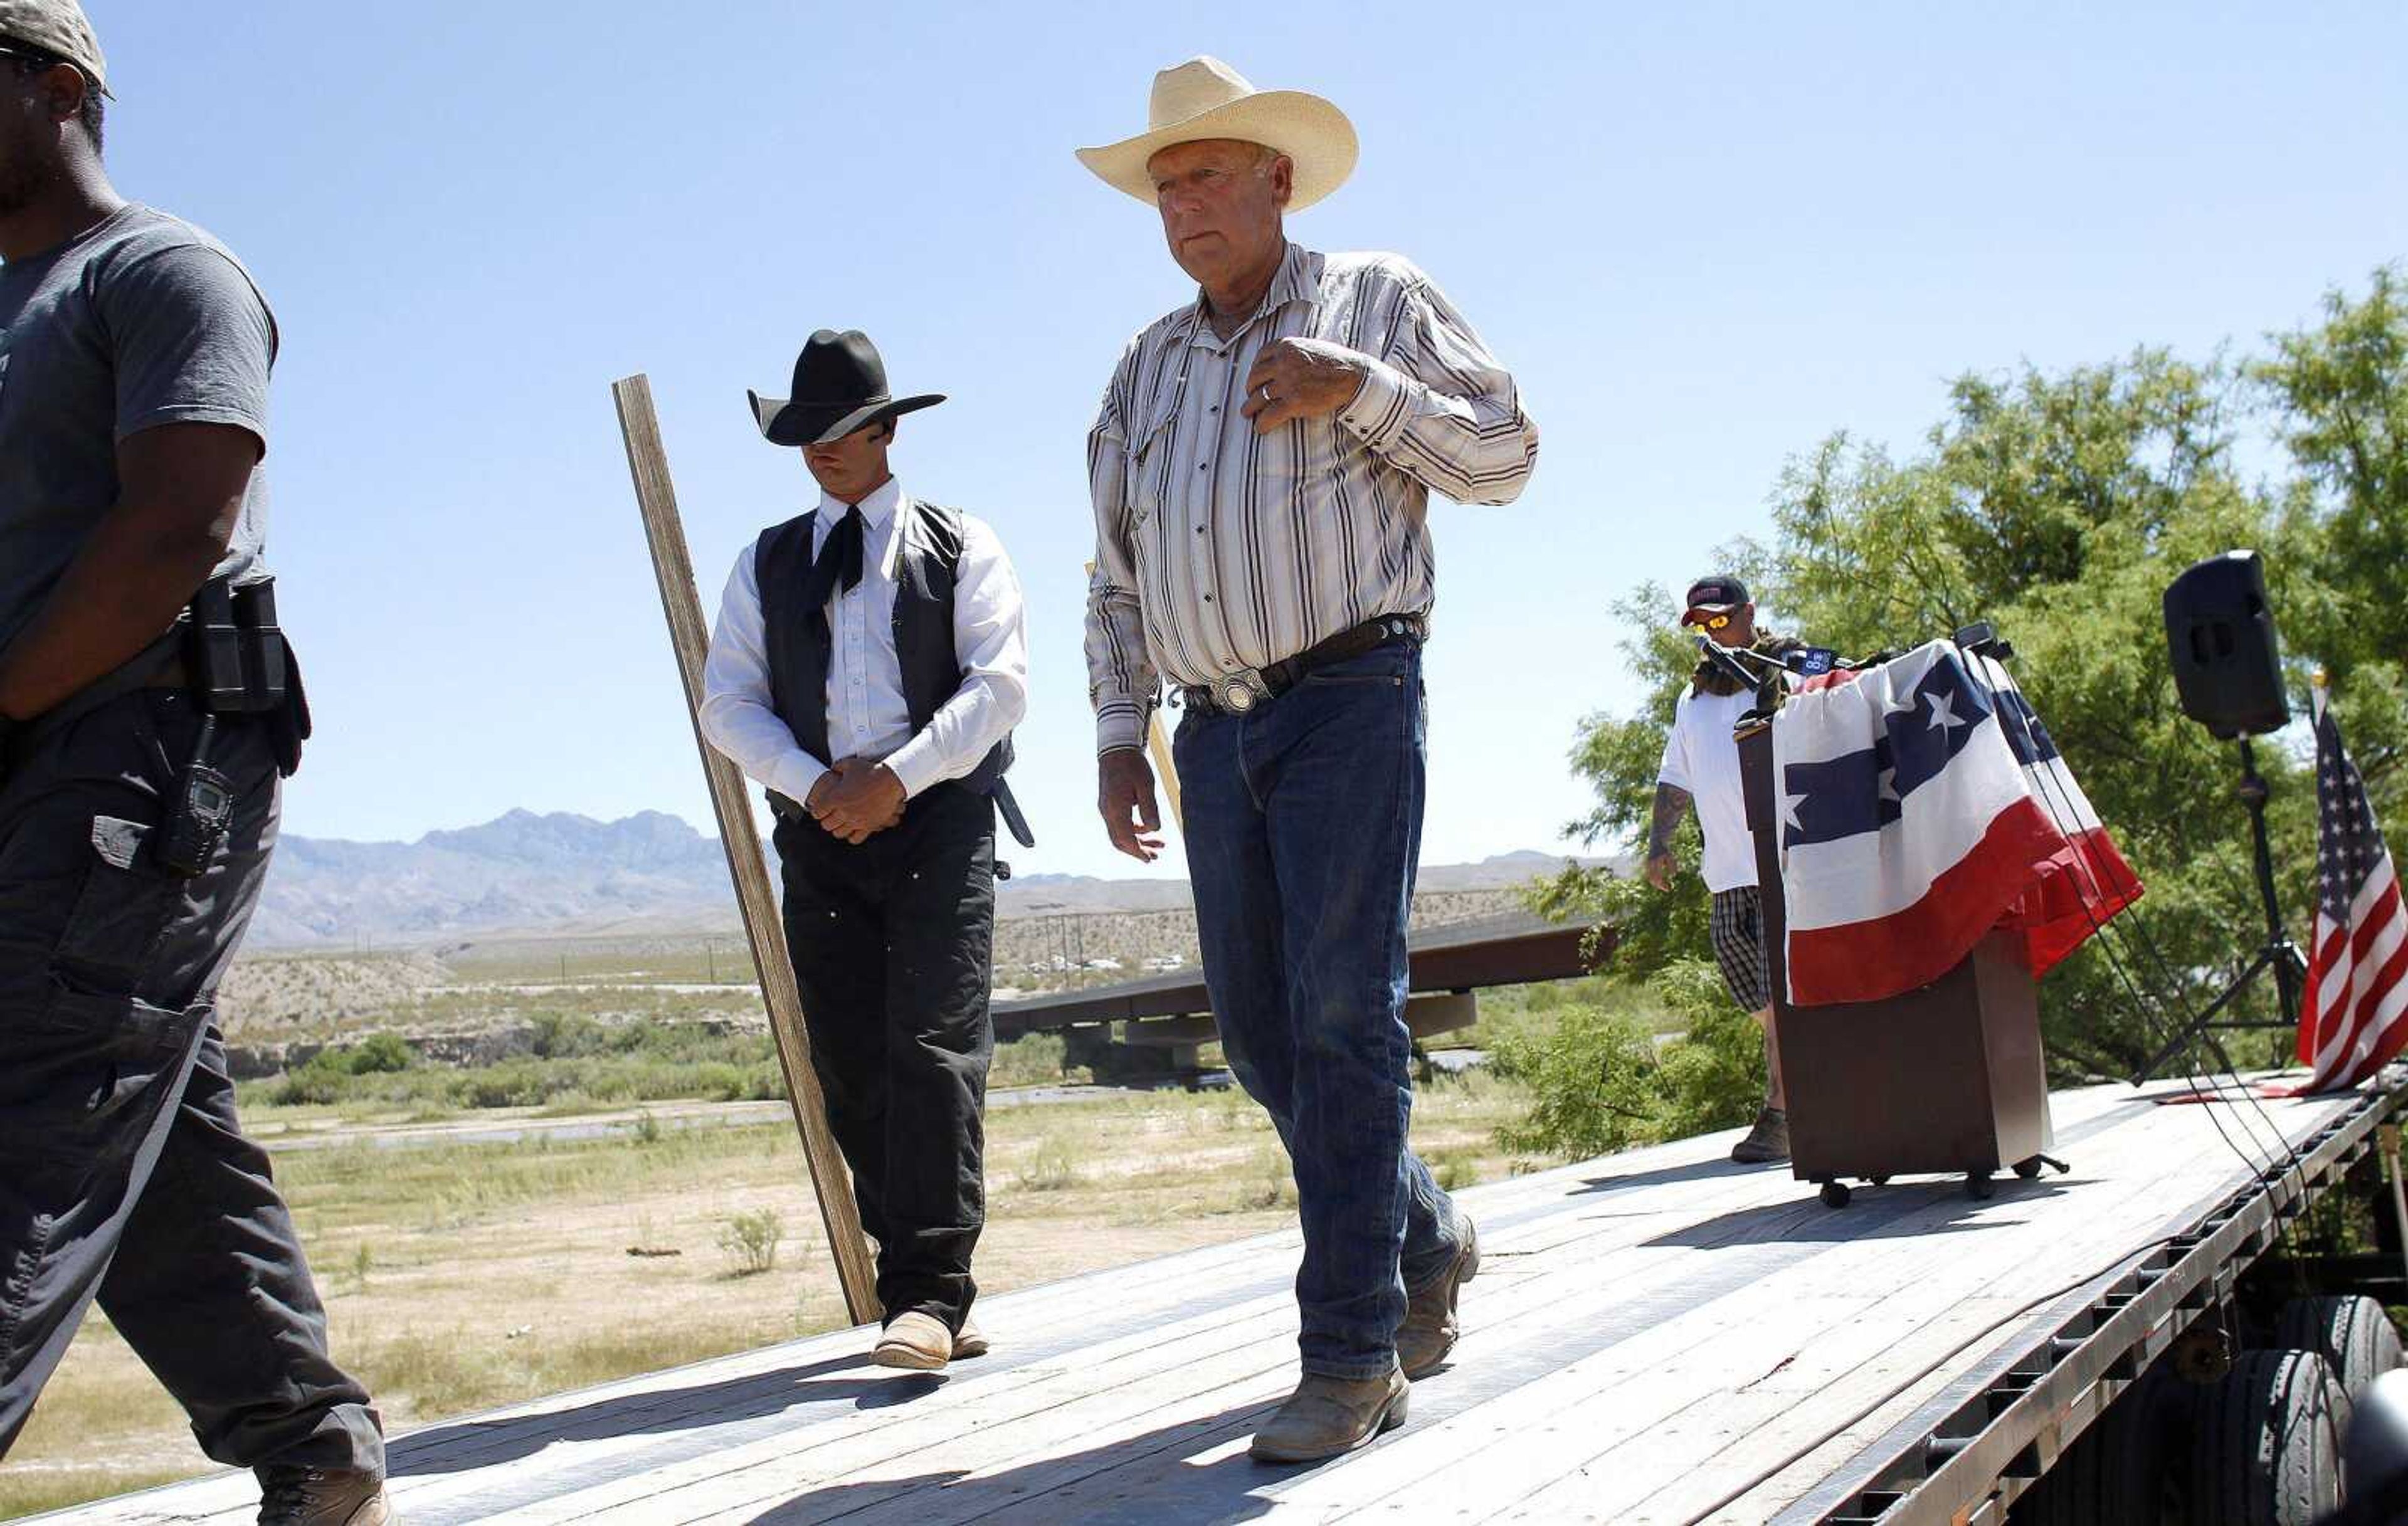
[
  {"x1": 346, "y1": 1032, "x2": 416, "y2": 1074},
  {"x1": 1013, "y1": 1135, "x2": 1082, "y2": 1192},
  {"x1": 268, "y1": 1055, "x2": 349, "y2": 1107},
  {"x1": 243, "y1": 1020, "x2": 791, "y2": 1117},
  {"x1": 1490, "y1": 960, "x2": 1770, "y2": 1161},
  {"x1": 1491, "y1": 1004, "x2": 1663, "y2": 1159},
  {"x1": 991, "y1": 1032, "x2": 1090, "y2": 1088},
  {"x1": 1647, "y1": 960, "x2": 1770, "y2": 1138},
  {"x1": 717, "y1": 1208, "x2": 784, "y2": 1275}
]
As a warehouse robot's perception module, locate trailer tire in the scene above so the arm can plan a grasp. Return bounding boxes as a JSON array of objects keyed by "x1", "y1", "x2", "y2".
[
  {"x1": 2009, "y1": 1367, "x2": 2180, "y2": 1526},
  {"x1": 2272, "y1": 1294, "x2": 2403, "y2": 1405},
  {"x1": 2185, "y1": 1349, "x2": 2347, "y2": 1525}
]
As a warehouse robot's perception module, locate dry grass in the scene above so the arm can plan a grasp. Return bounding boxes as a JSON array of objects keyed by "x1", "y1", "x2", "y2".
[{"x1": 0, "y1": 1068, "x2": 1529, "y2": 1519}]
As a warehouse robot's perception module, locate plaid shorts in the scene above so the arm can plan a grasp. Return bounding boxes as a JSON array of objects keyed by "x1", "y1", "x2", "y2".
[{"x1": 1709, "y1": 886, "x2": 1770, "y2": 1012}]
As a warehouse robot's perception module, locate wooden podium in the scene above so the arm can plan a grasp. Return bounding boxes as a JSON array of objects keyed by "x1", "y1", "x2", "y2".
[{"x1": 1738, "y1": 722, "x2": 2055, "y2": 1206}]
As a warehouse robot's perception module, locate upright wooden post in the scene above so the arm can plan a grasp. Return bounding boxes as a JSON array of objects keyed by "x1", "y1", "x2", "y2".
[
  {"x1": 1146, "y1": 713, "x2": 1183, "y2": 831},
  {"x1": 611, "y1": 374, "x2": 882, "y2": 1326}
]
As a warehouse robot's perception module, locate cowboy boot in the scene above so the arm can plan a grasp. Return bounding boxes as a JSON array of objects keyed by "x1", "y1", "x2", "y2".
[
  {"x1": 953, "y1": 1313, "x2": 990, "y2": 1360},
  {"x1": 872, "y1": 1310, "x2": 953, "y2": 1371},
  {"x1": 1249, "y1": 1367, "x2": 1410, "y2": 1463},
  {"x1": 1397, "y1": 1213, "x2": 1479, "y2": 1378}
]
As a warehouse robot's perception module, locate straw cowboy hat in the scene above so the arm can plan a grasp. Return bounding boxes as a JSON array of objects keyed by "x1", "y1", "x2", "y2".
[{"x1": 1077, "y1": 56, "x2": 1358, "y2": 213}]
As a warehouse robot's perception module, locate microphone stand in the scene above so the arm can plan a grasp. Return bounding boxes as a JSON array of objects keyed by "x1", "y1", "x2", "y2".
[{"x1": 1696, "y1": 636, "x2": 1795, "y2": 725}]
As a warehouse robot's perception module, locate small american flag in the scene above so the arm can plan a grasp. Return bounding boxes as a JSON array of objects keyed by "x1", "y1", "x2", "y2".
[{"x1": 2296, "y1": 690, "x2": 2408, "y2": 1092}]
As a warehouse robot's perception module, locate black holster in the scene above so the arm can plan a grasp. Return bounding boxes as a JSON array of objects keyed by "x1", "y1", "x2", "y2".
[{"x1": 182, "y1": 576, "x2": 310, "y2": 777}]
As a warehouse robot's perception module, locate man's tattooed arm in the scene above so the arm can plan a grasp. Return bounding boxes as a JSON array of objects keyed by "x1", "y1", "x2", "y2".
[{"x1": 1646, "y1": 783, "x2": 1693, "y2": 860}]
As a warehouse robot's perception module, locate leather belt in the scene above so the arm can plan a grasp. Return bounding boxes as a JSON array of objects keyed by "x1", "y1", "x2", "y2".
[{"x1": 1180, "y1": 614, "x2": 1427, "y2": 717}]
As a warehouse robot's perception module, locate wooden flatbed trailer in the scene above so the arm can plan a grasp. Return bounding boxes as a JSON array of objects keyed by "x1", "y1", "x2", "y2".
[{"x1": 33, "y1": 1076, "x2": 2403, "y2": 1524}]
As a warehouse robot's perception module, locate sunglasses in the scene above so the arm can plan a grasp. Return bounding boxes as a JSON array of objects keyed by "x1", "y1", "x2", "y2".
[
  {"x1": 0, "y1": 42, "x2": 65, "y2": 72},
  {"x1": 1683, "y1": 611, "x2": 1734, "y2": 631}
]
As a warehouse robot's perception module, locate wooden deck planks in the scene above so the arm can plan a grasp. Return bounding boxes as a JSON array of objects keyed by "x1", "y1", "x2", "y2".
[{"x1": 26, "y1": 1083, "x2": 2367, "y2": 1526}]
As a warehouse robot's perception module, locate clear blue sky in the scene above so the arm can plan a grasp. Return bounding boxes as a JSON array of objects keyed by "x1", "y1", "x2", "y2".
[{"x1": 81, "y1": 1, "x2": 2407, "y2": 877}]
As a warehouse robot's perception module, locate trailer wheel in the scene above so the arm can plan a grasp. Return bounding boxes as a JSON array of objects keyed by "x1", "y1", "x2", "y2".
[
  {"x1": 2014, "y1": 1155, "x2": 2046, "y2": 1180},
  {"x1": 2271, "y1": 1295, "x2": 2404, "y2": 1406},
  {"x1": 2008, "y1": 1367, "x2": 2181, "y2": 1526},
  {"x1": 1967, "y1": 1171, "x2": 1996, "y2": 1200},
  {"x1": 1819, "y1": 1181, "x2": 1851, "y2": 1208},
  {"x1": 2184, "y1": 1349, "x2": 2347, "y2": 1525}
]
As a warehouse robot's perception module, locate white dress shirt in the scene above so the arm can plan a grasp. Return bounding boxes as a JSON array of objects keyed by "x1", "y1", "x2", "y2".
[{"x1": 701, "y1": 477, "x2": 1028, "y2": 804}]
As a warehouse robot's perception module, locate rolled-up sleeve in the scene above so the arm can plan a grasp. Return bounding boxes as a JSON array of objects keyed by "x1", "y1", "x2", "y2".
[
  {"x1": 1337, "y1": 265, "x2": 1539, "y2": 507},
  {"x1": 1083, "y1": 355, "x2": 1159, "y2": 755}
]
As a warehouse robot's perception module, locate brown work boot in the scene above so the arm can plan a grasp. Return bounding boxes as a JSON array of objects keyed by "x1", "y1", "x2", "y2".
[
  {"x1": 1729, "y1": 1107, "x2": 1790, "y2": 1164},
  {"x1": 256, "y1": 1467, "x2": 394, "y2": 1526},
  {"x1": 872, "y1": 1310, "x2": 953, "y2": 1371},
  {"x1": 1397, "y1": 1213, "x2": 1480, "y2": 1378},
  {"x1": 1248, "y1": 1367, "x2": 1410, "y2": 1463},
  {"x1": 953, "y1": 1313, "x2": 990, "y2": 1360}
]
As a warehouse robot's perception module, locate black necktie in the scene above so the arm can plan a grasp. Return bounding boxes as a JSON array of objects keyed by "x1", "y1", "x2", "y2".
[{"x1": 803, "y1": 506, "x2": 866, "y2": 616}]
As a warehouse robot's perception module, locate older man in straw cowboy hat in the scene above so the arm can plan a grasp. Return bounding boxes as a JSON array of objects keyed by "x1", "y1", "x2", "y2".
[{"x1": 1079, "y1": 56, "x2": 1539, "y2": 1462}]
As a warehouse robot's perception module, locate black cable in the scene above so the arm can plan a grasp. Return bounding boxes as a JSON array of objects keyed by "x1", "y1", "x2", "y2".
[
  {"x1": 1984, "y1": 650, "x2": 2321, "y2": 1213},
  {"x1": 1961, "y1": 648, "x2": 2318, "y2": 1231}
]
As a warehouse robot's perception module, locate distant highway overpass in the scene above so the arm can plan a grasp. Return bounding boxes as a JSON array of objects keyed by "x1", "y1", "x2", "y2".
[{"x1": 991, "y1": 910, "x2": 1615, "y2": 1079}]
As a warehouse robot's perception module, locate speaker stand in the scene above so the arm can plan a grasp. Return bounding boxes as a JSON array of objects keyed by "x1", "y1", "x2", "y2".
[{"x1": 2132, "y1": 737, "x2": 2309, "y2": 1086}]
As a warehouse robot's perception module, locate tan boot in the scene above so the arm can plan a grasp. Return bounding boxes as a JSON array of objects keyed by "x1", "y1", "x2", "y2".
[
  {"x1": 953, "y1": 1313, "x2": 990, "y2": 1360},
  {"x1": 1397, "y1": 1213, "x2": 1479, "y2": 1379},
  {"x1": 256, "y1": 1468, "x2": 394, "y2": 1526},
  {"x1": 872, "y1": 1311, "x2": 952, "y2": 1371},
  {"x1": 1248, "y1": 1367, "x2": 1410, "y2": 1463}
]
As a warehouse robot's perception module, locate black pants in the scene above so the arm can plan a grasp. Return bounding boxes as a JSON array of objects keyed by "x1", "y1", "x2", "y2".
[
  {"x1": 0, "y1": 692, "x2": 381, "y2": 1473},
  {"x1": 773, "y1": 781, "x2": 994, "y2": 1331}
]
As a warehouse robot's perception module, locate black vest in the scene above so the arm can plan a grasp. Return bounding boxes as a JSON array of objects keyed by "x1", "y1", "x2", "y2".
[{"x1": 754, "y1": 500, "x2": 1013, "y2": 815}]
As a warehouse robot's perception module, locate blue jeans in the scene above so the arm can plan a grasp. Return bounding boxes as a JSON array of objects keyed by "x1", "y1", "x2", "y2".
[{"x1": 1175, "y1": 641, "x2": 1463, "y2": 1380}]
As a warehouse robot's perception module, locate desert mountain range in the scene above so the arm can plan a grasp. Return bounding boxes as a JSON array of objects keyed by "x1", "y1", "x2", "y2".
[{"x1": 251, "y1": 809, "x2": 1595, "y2": 949}]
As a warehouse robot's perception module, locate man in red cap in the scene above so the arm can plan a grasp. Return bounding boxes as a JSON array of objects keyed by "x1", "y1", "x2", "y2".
[{"x1": 1647, "y1": 576, "x2": 1802, "y2": 1164}]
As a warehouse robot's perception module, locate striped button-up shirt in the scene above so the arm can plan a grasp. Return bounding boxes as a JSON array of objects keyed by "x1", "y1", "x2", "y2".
[{"x1": 1084, "y1": 242, "x2": 1539, "y2": 754}]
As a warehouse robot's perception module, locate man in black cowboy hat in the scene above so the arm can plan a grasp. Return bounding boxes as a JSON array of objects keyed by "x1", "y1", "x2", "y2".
[{"x1": 701, "y1": 329, "x2": 1029, "y2": 1371}]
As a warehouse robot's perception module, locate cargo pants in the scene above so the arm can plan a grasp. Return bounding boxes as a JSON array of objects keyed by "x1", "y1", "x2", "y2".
[{"x1": 0, "y1": 690, "x2": 382, "y2": 1474}]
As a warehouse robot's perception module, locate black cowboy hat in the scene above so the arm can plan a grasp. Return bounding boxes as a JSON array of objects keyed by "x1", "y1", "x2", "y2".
[{"x1": 747, "y1": 330, "x2": 944, "y2": 448}]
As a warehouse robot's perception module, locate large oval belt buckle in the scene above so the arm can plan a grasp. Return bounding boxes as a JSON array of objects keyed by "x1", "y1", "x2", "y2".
[{"x1": 1215, "y1": 674, "x2": 1260, "y2": 714}]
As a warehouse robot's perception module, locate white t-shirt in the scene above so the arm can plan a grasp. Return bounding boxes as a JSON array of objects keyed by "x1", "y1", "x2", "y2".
[{"x1": 1657, "y1": 687, "x2": 1759, "y2": 893}]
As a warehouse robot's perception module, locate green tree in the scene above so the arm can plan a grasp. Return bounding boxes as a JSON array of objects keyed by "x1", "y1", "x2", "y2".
[{"x1": 2256, "y1": 266, "x2": 2408, "y2": 802}]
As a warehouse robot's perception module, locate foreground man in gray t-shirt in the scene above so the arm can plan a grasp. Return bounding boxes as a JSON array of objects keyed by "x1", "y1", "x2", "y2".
[{"x1": 0, "y1": 7, "x2": 393, "y2": 1522}]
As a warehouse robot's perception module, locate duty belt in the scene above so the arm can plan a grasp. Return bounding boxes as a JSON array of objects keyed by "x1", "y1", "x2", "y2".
[{"x1": 1178, "y1": 614, "x2": 1427, "y2": 717}]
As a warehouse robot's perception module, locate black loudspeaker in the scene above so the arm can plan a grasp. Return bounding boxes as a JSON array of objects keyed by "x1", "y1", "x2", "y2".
[{"x1": 2163, "y1": 550, "x2": 2289, "y2": 739}]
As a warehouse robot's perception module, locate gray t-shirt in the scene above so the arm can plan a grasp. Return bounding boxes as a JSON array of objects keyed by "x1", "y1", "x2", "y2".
[{"x1": 0, "y1": 203, "x2": 277, "y2": 653}]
